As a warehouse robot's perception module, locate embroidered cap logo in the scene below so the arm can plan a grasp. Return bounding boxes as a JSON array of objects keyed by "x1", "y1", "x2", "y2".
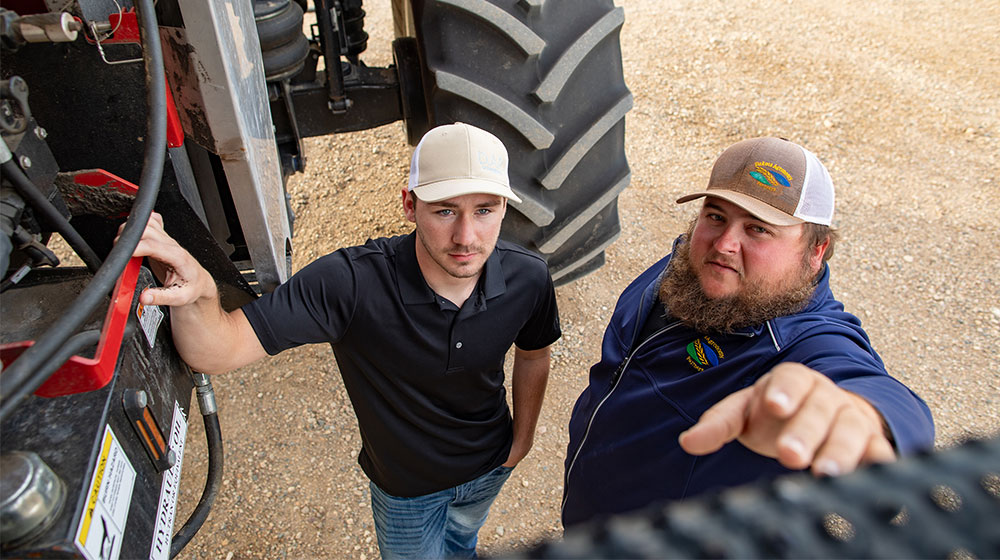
[{"x1": 749, "y1": 161, "x2": 793, "y2": 193}]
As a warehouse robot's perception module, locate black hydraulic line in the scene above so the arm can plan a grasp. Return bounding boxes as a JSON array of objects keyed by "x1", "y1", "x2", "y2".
[
  {"x1": 0, "y1": 0, "x2": 166, "y2": 413},
  {"x1": 0, "y1": 330, "x2": 101, "y2": 421},
  {"x1": 171, "y1": 373, "x2": 223, "y2": 558},
  {"x1": 10, "y1": 226, "x2": 59, "y2": 267},
  {"x1": 20, "y1": 243, "x2": 55, "y2": 264},
  {"x1": 0, "y1": 229, "x2": 11, "y2": 280},
  {"x1": 0, "y1": 226, "x2": 58, "y2": 292},
  {"x1": 0, "y1": 237, "x2": 58, "y2": 293},
  {"x1": 0, "y1": 157, "x2": 102, "y2": 273},
  {"x1": 4, "y1": 221, "x2": 61, "y2": 273},
  {"x1": 169, "y1": 412, "x2": 222, "y2": 556}
]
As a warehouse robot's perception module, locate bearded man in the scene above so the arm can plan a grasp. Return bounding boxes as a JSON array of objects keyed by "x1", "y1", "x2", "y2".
[{"x1": 561, "y1": 137, "x2": 934, "y2": 526}]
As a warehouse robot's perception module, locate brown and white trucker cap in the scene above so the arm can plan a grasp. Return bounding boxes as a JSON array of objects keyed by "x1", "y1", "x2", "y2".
[
  {"x1": 676, "y1": 137, "x2": 834, "y2": 226},
  {"x1": 407, "y1": 122, "x2": 522, "y2": 203}
]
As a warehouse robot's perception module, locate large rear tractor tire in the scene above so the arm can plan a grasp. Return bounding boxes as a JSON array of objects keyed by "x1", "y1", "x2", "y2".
[{"x1": 410, "y1": 0, "x2": 632, "y2": 284}]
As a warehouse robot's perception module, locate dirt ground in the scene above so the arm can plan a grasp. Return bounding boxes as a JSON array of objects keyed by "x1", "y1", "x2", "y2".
[{"x1": 174, "y1": 1, "x2": 1000, "y2": 558}]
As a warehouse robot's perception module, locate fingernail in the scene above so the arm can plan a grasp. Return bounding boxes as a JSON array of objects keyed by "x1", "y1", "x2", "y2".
[
  {"x1": 769, "y1": 390, "x2": 792, "y2": 413},
  {"x1": 780, "y1": 435, "x2": 806, "y2": 460},
  {"x1": 816, "y1": 459, "x2": 841, "y2": 477}
]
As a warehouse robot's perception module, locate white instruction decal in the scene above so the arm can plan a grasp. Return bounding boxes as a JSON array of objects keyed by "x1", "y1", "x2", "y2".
[
  {"x1": 76, "y1": 425, "x2": 136, "y2": 560},
  {"x1": 149, "y1": 401, "x2": 188, "y2": 560},
  {"x1": 137, "y1": 302, "x2": 164, "y2": 348}
]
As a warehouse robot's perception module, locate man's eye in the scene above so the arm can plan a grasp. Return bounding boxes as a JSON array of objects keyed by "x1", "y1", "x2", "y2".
[
  {"x1": 437, "y1": 209, "x2": 454, "y2": 216},
  {"x1": 750, "y1": 225, "x2": 769, "y2": 235},
  {"x1": 476, "y1": 208, "x2": 492, "y2": 215}
]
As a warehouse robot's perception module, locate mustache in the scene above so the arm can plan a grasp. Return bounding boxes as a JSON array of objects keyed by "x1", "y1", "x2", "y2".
[
  {"x1": 446, "y1": 244, "x2": 483, "y2": 253},
  {"x1": 704, "y1": 252, "x2": 744, "y2": 277},
  {"x1": 660, "y1": 235, "x2": 815, "y2": 333}
]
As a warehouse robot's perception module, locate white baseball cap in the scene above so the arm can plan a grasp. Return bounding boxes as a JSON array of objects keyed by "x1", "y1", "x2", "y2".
[{"x1": 407, "y1": 122, "x2": 522, "y2": 203}]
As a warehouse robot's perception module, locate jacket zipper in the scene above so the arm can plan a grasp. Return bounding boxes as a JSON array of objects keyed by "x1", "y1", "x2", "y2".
[{"x1": 561, "y1": 318, "x2": 682, "y2": 513}]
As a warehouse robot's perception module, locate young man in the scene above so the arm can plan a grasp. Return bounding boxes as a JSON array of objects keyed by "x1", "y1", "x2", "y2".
[
  {"x1": 561, "y1": 137, "x2": 934, "y2": 526},
  {"x1": 132, "y1": 123, "x2": 561, "y2": 557}
]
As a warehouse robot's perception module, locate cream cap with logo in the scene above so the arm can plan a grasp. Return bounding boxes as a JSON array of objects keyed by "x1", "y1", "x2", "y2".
[
  {"x1": 677, "y1": 137, "x2": 834, "y2": 226},
  {"x1": 407, "y1": 122, "x2": 522, "y2": 203}
]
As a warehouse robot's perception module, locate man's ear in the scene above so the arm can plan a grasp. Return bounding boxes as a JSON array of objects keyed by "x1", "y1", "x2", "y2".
[
  {"x1": 809, "y1": 236, "x2": 830, "y2": 272},
  {"x1": 402, "y1": 189, "x2": 417, "y2": 223}
]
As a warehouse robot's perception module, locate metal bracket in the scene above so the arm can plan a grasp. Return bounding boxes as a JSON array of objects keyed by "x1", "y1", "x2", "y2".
[
  {"x1": 86, "y1": 4, "x2": 143, "y2": 65},
  {"x1": 122, "y1": 388, "x2": 177, "y2": 473},
  {"x1": 0, "y1": 77, "x2": 31, "y2": 134}
]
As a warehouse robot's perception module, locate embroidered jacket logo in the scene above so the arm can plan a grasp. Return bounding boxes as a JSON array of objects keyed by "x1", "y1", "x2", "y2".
[
  {"x1": 749, "y1": 161, "x2": 792, "y2": 193},
  {"x1": 686, "y1": 337, "x2": 725, "y2": 372}
]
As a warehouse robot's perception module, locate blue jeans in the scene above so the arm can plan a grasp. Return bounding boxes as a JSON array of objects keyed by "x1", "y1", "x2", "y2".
[{"x1": 369, "y1": 465, "x2": 514, "y2": 559}]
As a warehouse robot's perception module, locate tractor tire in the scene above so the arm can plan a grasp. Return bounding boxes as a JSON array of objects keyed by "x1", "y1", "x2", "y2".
[{"x1": 410, "y1": 0, "x2": 632, "y2": 285}]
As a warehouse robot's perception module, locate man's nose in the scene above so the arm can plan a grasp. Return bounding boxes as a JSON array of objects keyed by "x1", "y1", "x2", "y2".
[
  {"x1": 712, "y1": 224, "x2": 741, "y2": 254},
  {"x1": 452, "y1": 214, "x2": 476, "y2": 246}
]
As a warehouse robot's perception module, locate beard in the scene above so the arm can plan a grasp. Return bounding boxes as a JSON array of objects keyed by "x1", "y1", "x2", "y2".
[
  {"x1": 658, "y1": 225, "x2": 819, "y2": 334},
  {"x1": 413, "y1": 215, "x2": 496, "y2": 280},
  {"x1": 416, "y1": 232, "x2": 483, "y2": 279}
]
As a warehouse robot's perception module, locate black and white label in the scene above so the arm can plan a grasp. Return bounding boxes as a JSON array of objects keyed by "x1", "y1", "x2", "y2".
[{"x1": 149, "y1": 401, "x2": 188, "y2": 560}]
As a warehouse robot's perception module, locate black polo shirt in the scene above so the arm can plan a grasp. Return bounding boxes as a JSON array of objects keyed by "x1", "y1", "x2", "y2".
[{"x1": 241, "y1": 233, "x2": 561, "y2": 497}]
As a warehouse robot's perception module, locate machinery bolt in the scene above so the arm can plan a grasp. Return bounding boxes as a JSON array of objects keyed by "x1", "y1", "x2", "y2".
[
  {"x1": 327, "y1": 98, "x2": 354, "y2": 113},
  {"x1": 18, "y1": 155, "x2": 30, "y2": 169},
  {"x1": 0, "y1": 451, "x2": 66, "y2": 546},
  {"x1": 16, "y1": 12, "x2": 79, "y2": 43},
  {"x1": 34, "y1": 127, "x2": 47, "y2": 140}
]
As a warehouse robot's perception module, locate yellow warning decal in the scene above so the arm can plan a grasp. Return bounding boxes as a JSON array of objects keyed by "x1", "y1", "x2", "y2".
[
  {"x1": 74, "y1": 424, "x2": 136, "y2": 560},
  {"x1": 77, "y1": 429, "x2": 113, "y2": 547}
]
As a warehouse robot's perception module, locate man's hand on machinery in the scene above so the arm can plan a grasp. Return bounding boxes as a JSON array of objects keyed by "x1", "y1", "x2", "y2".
[
  {"x1": 118, "y1": 214, "x2": 264, "y2": 374},
  {"x1": 118, "y1": 212, "x2": 216, "y2": 308},
  {"x1": 678, "y1": 362, "x2": 896, "y2": 477}
]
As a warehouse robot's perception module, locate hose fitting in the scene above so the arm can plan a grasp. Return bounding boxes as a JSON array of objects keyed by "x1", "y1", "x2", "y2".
[{"x1": 191, "y1": 372, "x2": 217, "y2": 415}]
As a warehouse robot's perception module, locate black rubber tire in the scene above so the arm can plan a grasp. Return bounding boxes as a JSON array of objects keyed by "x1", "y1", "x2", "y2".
[{"x1": 410, "y1": 0, "x2": 632, "y2": 285}]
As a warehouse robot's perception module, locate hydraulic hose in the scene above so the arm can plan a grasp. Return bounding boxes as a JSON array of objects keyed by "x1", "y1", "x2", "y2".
[
  {"x1": 0, "y1": 0, "x2": 165, "y2": 415},
  {"x1": 0, "y1": 140, "x2": 16, "y2": 276},
  {"x1": 170, "y1": 373, "x2": 223, "y2": 558},
  {"x1": 0, "y1": 228, "x2": 11, "y2": 280},
  {"x1": 0, "y1": 225, "x2": 59, "y2": 293},
  {"x1": 0, "y1": 154, "x2": 102, "y2": 273}
]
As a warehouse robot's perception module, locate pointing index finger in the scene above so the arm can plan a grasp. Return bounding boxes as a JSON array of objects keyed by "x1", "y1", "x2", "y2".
[
  {"x1": 679, "y1": 386, "x2": 755, "y2": 455},
  {"x1": 761, "y1": 363, "x2": 829, "y2": 419}
]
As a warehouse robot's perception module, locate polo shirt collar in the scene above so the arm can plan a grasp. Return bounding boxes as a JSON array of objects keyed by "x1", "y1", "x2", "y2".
[
  {"x1": 396, "y1": 232, "x2": 508, "y2": 306},
  {"x1": 397, "y1": 233, "x2": 434, "y2": 304},
  {"x1": 481, "y1": 245, "x2": 506, "y2": 301}
]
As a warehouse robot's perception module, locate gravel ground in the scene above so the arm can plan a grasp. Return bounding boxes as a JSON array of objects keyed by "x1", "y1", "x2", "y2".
[{"x1": 175, "y1": 1, "x2": 1000, "y2": 558}]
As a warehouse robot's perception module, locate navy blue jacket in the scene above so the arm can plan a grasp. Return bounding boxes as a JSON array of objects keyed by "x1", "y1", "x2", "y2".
[{"x1": 562, "y1": 246, "x2": 934, "y2": 526}]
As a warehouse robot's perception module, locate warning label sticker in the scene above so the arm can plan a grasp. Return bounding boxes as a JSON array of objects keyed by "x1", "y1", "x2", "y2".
[
  {"x1": 149, "y1": 401, "x2": 188, "y2": 560},
  {"x1": 137, "y1": 301, "x2": 164, "y2": 348},
  {"x1": 76, "y1": 425, "x2": 136, "y2": 560}
]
